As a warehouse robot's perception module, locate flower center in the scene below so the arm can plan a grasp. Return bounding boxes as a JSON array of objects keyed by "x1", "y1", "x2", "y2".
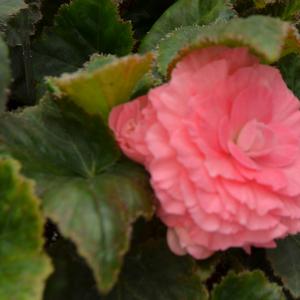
[
  {"x1": 228, "y1": 118, "x2": 299, "y2": 169},
  {"x1": 236, "y1": 119, "x2": 274, "y2": 158}
]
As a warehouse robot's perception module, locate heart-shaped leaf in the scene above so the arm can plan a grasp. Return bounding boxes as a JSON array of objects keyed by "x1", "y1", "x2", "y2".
[{"x1": 0, "y1": 97, "x2": 154, "y2": 293}]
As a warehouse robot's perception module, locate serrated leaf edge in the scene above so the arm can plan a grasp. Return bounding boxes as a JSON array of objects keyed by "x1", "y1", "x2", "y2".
[
  {"x1": 157, "y1": 16, "x2": 300, "y2": 79},
  {"x1": 211, "y1": 270, "x2": 285, "y2": 300}
]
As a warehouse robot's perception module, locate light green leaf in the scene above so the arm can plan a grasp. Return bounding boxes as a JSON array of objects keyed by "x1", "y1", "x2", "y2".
[
  {"x1": 139, "y1": 0, "x2": 235, "y2": 53},
  {"x1": 0, "y1": 35, "x2": 10, "y2": 112},
  {"x1": 32, "y1": 0, "x2": 134, "y2": 83},
  {"x1": 157, "y1": 25, "x2": 202, "y2": 78},
  {"x1": 267, "y1": 235, "x2": 300, "y2": 298},
  {"x1": 49, "y1": 53, "x2": 154, "y2": 120},
  {"x1": 157, "y1": 15, "x2": 300, "y2": 78},
  {"x1": 212, "y1": 271, "x2": 285, "y2": 300},
  {"x1": 83, "y1": 53, "x2": 159, "y2": 99},
  {"x1": 0, "y1": 158, "x2": 52, "y2": 300},
  {"x1": 0, "y1": 97, "x2": 154, "y2": 293}
]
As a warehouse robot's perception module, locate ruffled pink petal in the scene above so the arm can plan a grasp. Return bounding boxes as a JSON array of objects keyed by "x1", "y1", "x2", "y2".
[
  {"x1": 167, "y1": 229, "x2": 187, "y2": 256},
  {"x1": 108, "y1": 96, "x2": 150, "y2": 163},
  {"x1": 230, "y1": 86, "x2": 272, "y2": 133},
  {"x1": 172, "y1": 46, "x2": 258, "y2": 78},
  {"x1": 108, "y1": 46, "x2": 300, "y2": 260},
  {"x1": 280, "y1": 157, "x2": 300, "y2": 196},
  {"x1": 228, "y1": 141, "x2": 260, "y2": 170},
  {"x1": 204, "y1": 155, "x2": 245, "y2": 181},
  {"x1": 145, "y1": 123, "x2": 174, "y2": 160}
]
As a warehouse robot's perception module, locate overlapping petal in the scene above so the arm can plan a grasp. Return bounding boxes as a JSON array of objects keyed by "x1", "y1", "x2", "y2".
[{"x1": 109, "y1": 46, "x2": 300, "y2": 259}]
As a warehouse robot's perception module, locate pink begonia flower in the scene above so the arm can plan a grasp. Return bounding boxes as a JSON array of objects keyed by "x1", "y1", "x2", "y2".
[{"x1": 109, "y1": 46, "x2": 300, "y2": 259}]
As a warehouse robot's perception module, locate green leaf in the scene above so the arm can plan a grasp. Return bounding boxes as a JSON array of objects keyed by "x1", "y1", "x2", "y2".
[
  {"x1": 121, "y1": 0, "x2": 176, "y2": 40},
  {"x1": 211, "y1": 271, "x2": 285, "y2": 300},
  {"x1": 0, "y1": 97, "x2": 120, "y2": 177},
  {"x1": 42, "y1": 160, "x2": 154, "y2": 293},
  {"x1": 157, "y1": 15, "x2": 300, "y2": 78},
  {"x1": 277, "y1": 53, "x2": 300, "y2": 99},
  {"x1": 104, "y1": 239, "x2": 208, "y2": 300},
  {"x1": 139, "y1": 0, "x2": 235, "y2": 53},
  {"x1": 0, "y1": 35, "x2": 10, "y2": 112},
  {"x1": 0, "y1": 0, "x2": 27, "y2": 26},
  {"x1": 44, "y1": 238, "x2": 208, "y2": 300},
  {"x1": 280, "y1": 0, "x2": 300, "y2": 22},
  {"x1": 32, "y1": 0, "x2": 134, "y2": 83},
  {"x1": 84, "y1": 54, "x2": 118, "y2": 73},
  {"x1": 49, "y1": 53, "x2": 153, "y2": 120},
  {"x1": 157, "y1": 25, "x2": 202, "y2": 78},
  {"x1": 84, "y1": 53, "x2": 159, "y2": 98},
  {"x1": 0, "y1": 158, "x2": 52, "y2": 300},
  {"x1": 267, "y1": 235, "x2": 300, "y2": 298},
  {"x1": 130, "y1": 71, "x2": 160, "y2": 98},
  {"x1": 0, "y1": 97, "x2": 154, "y2": 293}
]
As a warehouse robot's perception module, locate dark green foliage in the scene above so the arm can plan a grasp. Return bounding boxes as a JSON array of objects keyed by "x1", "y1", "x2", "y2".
[
  {"x1": 0, "y1": 0, "x2": 300, "y2": 299},
  {"x1": 32, "y1": 0, "x2": 134, "y2": 82},
  {"x1": 267, "y1": 235, "x2": 300, "y2": 298},
  {"x1": 0, "y1": 96, "x2": 154, "y2": 292},
  {"x1": 45, "y1": 237, "x2": 209, "y2": 300},
  {"x1": 139, "y1": 0, "x2": 235, "y2": 53},
  {"x1": 212, "y1": 271, "x2": 285, "y2": 300},
  {"x1": 276, "y1": 54, "x2": 300, "y2": 98}
]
